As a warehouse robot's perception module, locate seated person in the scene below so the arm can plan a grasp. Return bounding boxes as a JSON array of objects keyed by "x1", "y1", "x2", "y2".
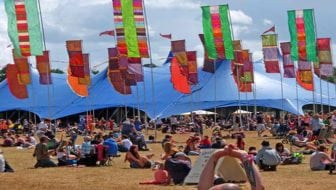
[
  {"x1": 33, "y1": 136, "x2": 57, "y2": 168},
  {"x1": 199, "y1": 135, "x2": 211, "y2": 149},
  {"x1": 0, "y1": 149, "x2": 14, "y2": 172},
  {"x1": 2, "y1": 133, "x2": 14, "y2": 147},
  {"x1": 248, "y1": 146, "x2": 258, "y2": 157},
  {"x1": 117, "y1": 135, "x2": 133, "y2": 152},
  {"x1": 14, "y1": 134, "x2": 26, "y2": 146},
  {"x1": 275, "y1": 142, "x2": 291, "y2": 162},
  {"x1": 161, "y1": 142, "x2": 178, "y2": 161},
  {"x1": 125, "y1": 145, "x2": 153, "y2": 168},
  {"x1": 310, "y1": 145, "x2": 334, "y2": 171},
  {"x1": 255, "y1": 141, "x2": 281, "y2": 171},
  {"x1": 289, "y1": 131, "x2": 317, "y2": 150},
  {"x1": 198, "y1": 144, "x2": 265, "y2": 190},
  {"x1": 164, "y1": 152, "x2": 192, "y2": 185},
  {"x1": 103, "y1": 135, "x2": 118, "y2": 156},
  {"x1": 184, "y1": 136, "x2": 200, "y2": 155},
  {"x1": 130, "y1": 132, "x2": 149, "y2": 151},
  {"x1": 211, "y1": 137, "x2": 226, "y2": 149}
]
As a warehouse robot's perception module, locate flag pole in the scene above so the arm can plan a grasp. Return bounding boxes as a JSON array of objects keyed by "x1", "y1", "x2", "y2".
[
  {"x1": 294, "y1": 62, "x2": 300, "y2": 115},
  {"x1": 311, "y1": 63, "x2": 316, "y2": 114},
  {"x1": 236, "y1": 64, "x2": 243, "y2": 128},
  {"x1": 214, "y1": 60, "x2": 218, "y2": 123},
  {"x1": 327, "y1": 82, "x2": 331, "y2": 113},
  {"x1": 319, "y1": 72, "x2": 323, "y2": 113},
  {"x1": 143, "y1": 0, "x2": 157, "y2": 139}
]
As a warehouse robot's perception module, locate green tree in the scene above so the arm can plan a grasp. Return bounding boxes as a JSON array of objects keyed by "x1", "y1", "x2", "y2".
[{"x1": 51, "y1": 68, "x2": 65, "y2": 74}]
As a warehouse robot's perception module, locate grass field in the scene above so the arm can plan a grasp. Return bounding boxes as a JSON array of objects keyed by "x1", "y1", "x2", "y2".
[{"x1": 0, "y1": 129, "x2": 335, "y2": 190}]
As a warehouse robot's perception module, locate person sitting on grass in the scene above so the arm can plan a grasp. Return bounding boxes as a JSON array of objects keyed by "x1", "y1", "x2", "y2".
[
  {"x1": 0, "y1": 149, "x2": 14, "y2": 172},
  {"x1": 184, "y1": 136, "x2": 200, "y2": 156},
  {"x1": 125, "y1": 145, "x2": 154, "y2": 168},
  {"x1": 199, "y1": 135, "x2": 212, "y2": 149},
  {"x1": 161, "y1": 142, "x2": 178, "y2": 161},
  {"x1": 164, "y1": 152, "x2": 192, "y2": 185},
  {"x1": 117, "y1": 135, "x2": 133, "y2": 152},
  {"x1": 33, "y1": 136, "x2": 57, "y2": 168},
  {"x1": 288, "y1": 131, "x2": 317, "y2": 150},
  {"x1": 255, "y1": 141, "x2": 281, "y2": 171},
  {"x1": 310, "y1": 145, "x2": 334, "y2": 171},
  {"x1": 275, "y1": 142, "x2": 291, "y2": 162},
  {"x1": 198, "y1": 144, "x2": 265, "y2": 190}
]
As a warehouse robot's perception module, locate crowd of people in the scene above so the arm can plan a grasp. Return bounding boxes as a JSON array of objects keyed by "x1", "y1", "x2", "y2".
[{"x1": 1, "y1": 110, "x2": 336, "y2": 188}]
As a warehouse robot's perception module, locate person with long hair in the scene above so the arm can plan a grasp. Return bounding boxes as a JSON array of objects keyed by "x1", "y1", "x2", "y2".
[{"x1": 125, "y1": 145, "x2": 154, "y2": 168}]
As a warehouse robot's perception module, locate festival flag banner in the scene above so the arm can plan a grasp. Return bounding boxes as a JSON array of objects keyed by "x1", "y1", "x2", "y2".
[
  {"x1": 262, "y1": 25, "x2": 276, "y2": 34},
  {"x1": 78, "y1": 53, "x2": 91, "y2": 85},
  {"x1": 316, "y1": 38, "x2": 333, "y2": 77},
  {"x1": 232, "y1": 50, "x2": 252, "y2": 92},
  {"x1": 12, "y1": 49, "x2": 31, "y2": 84},
  {"x1": 67, "y1": 67, "x2": 88, "y2": 97},
  {"x1": 159, "y1": 33, "x2": 172, "y2": 40},
  {"x1": 112, "y1": 0, "x2": 149, "y2": 58},
  {"x1": 288, "y1": 9, "x2": 317, "y2": 61},
  {"x1": 171, "y1": 40, "x2": 188, "y2": 65},
  {"x1": 99, "y1": 30, "x2": 115, "y2": 36},
  {"x1": 66, "y1": 40, "x2": 85, "y2": 78},
  {"x1": 233, "y1": 40, "x2": 242, "y2": 51},
  {"x1": 241, "y1": 51, "x2": 254, "y2": 83},
  {"x1": 186, "y1": 51, "x2": 198, "y2": 85},
  {"x1": 201, "y1": 4, "x2": 234, "y2": 60},
  {"x1": 128, "y1": 57, "x2": 144, "y2": 82},
  {"x1": 36, "y1": 51, "x2": 52, "y2": 85},
  {"x1": 296, "y1": 70, "x2": 314, "y2": 91},
  {"x1": 6, "y1": 64, "x2": 28, "y2": 99},
  {"x1": 170, "y1": 57, "x2": 191, "y2": 94},
  {"x1": 262, "y1": 34, "x2": 280, "y2": 73},
  {"x1": 199, "y1": 34, "x2": 216, "y2": 73},
  {"x1": 4, "y1": 0, "x2": 43, "y2": 57},
  {"x1": 107, "y1": 47, "x2": 132, "y2": 94},
  {"x1": 280, "y1": 42, "x2": 295, "y2": 78}
]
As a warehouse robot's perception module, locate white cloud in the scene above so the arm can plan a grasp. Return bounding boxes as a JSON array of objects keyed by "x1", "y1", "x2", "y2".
[
  {"x1": 263, "y1": 19, "x2": 273, "y2": 26},
  {"x1": 241, "y1": 40, "x2": 263, "y2": 61},
  {"x1": 145, "y1": 0, "x2": 201, "y2": 9},
  {"x1": 230, "y1": 10, "x2": 253, "y2": 25}
]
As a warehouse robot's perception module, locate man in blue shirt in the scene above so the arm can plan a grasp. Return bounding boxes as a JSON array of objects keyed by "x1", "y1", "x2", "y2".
[{"x1": 103, "y1": 135, "x2": 118, "y2": 156}]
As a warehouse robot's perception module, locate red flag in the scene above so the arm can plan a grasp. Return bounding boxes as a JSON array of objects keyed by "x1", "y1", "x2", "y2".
[
  {"x1": 262, "y1": 25, "x2": 275, "y2": 34},
  {"x1": 99, "y1": 30, "x2": 115, "y2": 36},
  {"x1": 170, "y1": 57, "x2": 191, "y2": 94},
  {"x1": 6, "y1": 64, "x2": 28, "y2": 99},
  {"x1": 159, "y1": 33, "x2": 172, "y2": 40}
]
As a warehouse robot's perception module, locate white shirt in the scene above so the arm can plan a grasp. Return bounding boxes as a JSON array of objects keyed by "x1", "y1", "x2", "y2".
[
  {"x1": 121, "y1": 139, "x2": 132, "y2": 150},
  {"x1": 331, "y1": 115, "x2": 336, "y2": 129},
  {"x1": 0, "y1": 154, "x2": 5, "y2": 172}
]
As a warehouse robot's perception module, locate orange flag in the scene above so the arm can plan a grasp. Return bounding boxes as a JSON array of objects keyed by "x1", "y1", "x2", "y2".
[{"x1": 67, "y1": 67, "x2": 88, "y2": 97}]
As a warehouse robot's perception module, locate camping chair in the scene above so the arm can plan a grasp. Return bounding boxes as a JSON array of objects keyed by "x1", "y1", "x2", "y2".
[{"x1": 106, "y1": 154, "x2": 121, "y2": 166}]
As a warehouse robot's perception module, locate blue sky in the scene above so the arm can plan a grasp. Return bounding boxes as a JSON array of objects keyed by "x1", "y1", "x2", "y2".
[{"x1": 0, "y1": 0, "x2": 335, "y2": 70}]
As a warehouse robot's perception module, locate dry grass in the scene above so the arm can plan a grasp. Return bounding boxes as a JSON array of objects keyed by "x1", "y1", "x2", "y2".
[{"x1": 1, "y1": 129, "x2": 336, "y2": 190}]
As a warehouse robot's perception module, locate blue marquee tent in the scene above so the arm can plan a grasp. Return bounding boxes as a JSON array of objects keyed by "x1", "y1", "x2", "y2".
[{"x1": 0, "y1": 59, "x2": 335, "y2": 119}]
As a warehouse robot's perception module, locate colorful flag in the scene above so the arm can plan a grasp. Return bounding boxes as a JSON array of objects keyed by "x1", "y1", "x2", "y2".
[
  {"x1": 78, "y1": 54, "x2": 91, "y2": 85},
  {"x1": 296, "y1": 70, "x2": 314, "y2": 91},
  {"x1": 199, "y1": 34, "x2": 215, "y2": 73},
  {"x1": 159, "y1": 33, "x2": 172, "y2": 40},
  {"x1": 128, "y1": 57, "x2": 143, "y2": 82},
  {"x1": 241, "y1": 51, "x2": 254, "y2": 83},
  {"x1": 171, "y1": 40, "x2": 187, "y2": 65},
  {"x1": 262, "y1": 25, "x2": 275, "y2": 34},
  {"x1": 262, "y1": 34, "x2": 280, "y2": 73},
  {"x1": 66, "y1": 40, "x2": 85, "y2": 78},
  {"x1": 170, "y1": 57, "x2": 191, "y2": 94},
  {"x1": 201, "y1": 5, "x2": 234, "y2": 60},
  {"x1": 280, "y1": 42, "x2": 295, "y2": 78},
  {"x1": 232, "y1": 49, "x2": 252, "y2": 92},
  {"x1": 288, "y1": 9, "x2": 317, "y2": 61},
  {"x1": 107, "y1": 47, "x2": 132, "y2": 94},
  {"x1": 67, "y1": 67, "x2": 88, "y2": 97},
  {"x1": 316, "y1": 38, "x2": 333, "y2": 77},
  {"x1": 36, "y1": 51, "x2": 52, "y2": 85},
  {"x1": 4, "y1": 0, "x2": 43, "y2": 57},
  {"x1": 99, "y1": 30, "x2": 115, "y2": 36},
  {"x1": 6, "y1": 64, "x2": 28, "y2": 99},
  {"x1": 163, "y1": 51, "x2": 173, "y2": 65},
  {"x1": 186, "y1": 51, "x2": 198, "y2": 85},
  {"x1": 12, "y1": 49, "x2": 31, "y2": 84},
  {"x1": 113, "y1": 0, "x2": 149, "y2": 58}
]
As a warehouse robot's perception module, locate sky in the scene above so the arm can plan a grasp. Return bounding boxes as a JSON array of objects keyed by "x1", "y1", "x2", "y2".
[{"x1": 0, "y1": 0, "x2": 335, "y2": 71}]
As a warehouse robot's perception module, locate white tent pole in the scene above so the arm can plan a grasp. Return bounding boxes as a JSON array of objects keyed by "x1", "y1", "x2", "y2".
[
  {"x1": 143, "y1": 0, "x2": 157, "y2": 139},
  {"x1": 236, "y1": 64, "x2": 243, "y2": 128},
  {"x1": 294, "y1": 61, "x2": 300, "y2": 115},
  {"x1": 214, "y1": 60, "x2": 217, "y2": 123},
  {"x1": 319, "y1": 72, "x2": 323, "y2": 113},
  {"x1": 136, "y1": 84, "x2": 141, "y2": 118},
  {"x1": 328, "y1": 82, "x2": 331, "y2": 113}
]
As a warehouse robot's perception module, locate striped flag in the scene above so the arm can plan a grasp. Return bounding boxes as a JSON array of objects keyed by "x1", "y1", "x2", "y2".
[
  {"x1": 186, "y1": 51, "x2": 198, "y2": 85},
  {"x1": 280, "y1": 42, "x2": 295, "y2": 78},
  {"x1": 113, "y1": 0, "x2": 149, "y2": 58},
  {"x1": 288, "y1": 9, "x2": 317, "y2": 61},
  {"x1": 78, "y1": 53, "x2": 91, "y2": 85},
  {"x1": 201, "y1": 5, "x2": 234, "y2": 60},
  {"x1": 6, "y1": 64, "x2": 28, "y2": 99},
  {"x1": 12, "y1": 49, "x2": 31, "y2": 84},
  {"x1": 4, "y1": 0, "x2": 43, "y2": 57},
  {"x1": 36, "y1": 51, "x2": 52, "y2": 85},
  {"x1": 316, "y1": 38, "x2": 333, "y2": 77},
  {"x1": 171, "y1": 40, "x2": 187, "y2": 66},
  {"x1": 199, "y1": 34, "x2": 216, "y2": 73},
  {"x1": 262, "y1": 34, "x2": 280, "y2": 73},
  {"x1": 66, "y1": 40, "x2": 85, "y2": 78}
]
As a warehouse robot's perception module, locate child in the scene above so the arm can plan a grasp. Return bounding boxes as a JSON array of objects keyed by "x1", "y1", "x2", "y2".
[{"x1": 139, "y1": 163, "x2": 168, "y2": 185}]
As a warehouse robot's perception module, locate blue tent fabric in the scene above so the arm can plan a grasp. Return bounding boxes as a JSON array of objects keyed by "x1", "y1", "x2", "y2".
[{"x1": 0, "y1": 59, "x2": 335, "y2": 119}]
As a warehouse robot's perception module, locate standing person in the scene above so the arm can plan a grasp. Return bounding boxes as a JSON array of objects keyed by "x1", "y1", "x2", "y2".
[
  {"x1": 170, "y1": 116, "x2": 178, "y2": 134},
  {"x1": 236, "y1": 135, "x2": 245, "y2": 150},
  {"x1": 134, "y1": 117, "x2": 143, "y2": 132},
  {"x1": 310, "y1": 114, "x2": 324, "y2": 137},
  {"x1": 33, "y1": 136, "x2": 57, "y2": 168},
  {"x1": 256, "y1": 112, "x2": 266, "y2": 137}
]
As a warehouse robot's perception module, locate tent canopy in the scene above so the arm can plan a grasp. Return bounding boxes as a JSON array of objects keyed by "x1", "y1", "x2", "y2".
[
  {"x1": 181, "y1": 110, "x2": 217, "y2": 115},
  {"x1": 0, "y1": 59, "x2": 335, "y2": 120},
  {"x1": 232, "y1": 109, "x2": 252, "y2": 115}
]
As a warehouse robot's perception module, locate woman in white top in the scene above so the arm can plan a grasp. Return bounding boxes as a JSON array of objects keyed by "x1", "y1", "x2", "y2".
[{"x1": 310, "y1": 145, "x2": 334, "y2": 171}]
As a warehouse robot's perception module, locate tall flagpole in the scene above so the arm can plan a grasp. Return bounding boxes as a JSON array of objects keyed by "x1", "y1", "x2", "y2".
[
  {"x1": 311, "y1": 63, "x2": 316, "y2": 114},
  {"x1": 319, "y1": 72, "x2": 323, "y2": 113},
  {"x1": 327, "y1": 82, "x2": 331, "y2": 113},
  {"x1": 143, "y1": 0, "x2": 157, "y2": 139},
  {"x1": 214, "y1": 60, "x2": 217, "y2": 123},
  {"x1": 294, "y1": 62, "x2": 300, "y2": 115}
]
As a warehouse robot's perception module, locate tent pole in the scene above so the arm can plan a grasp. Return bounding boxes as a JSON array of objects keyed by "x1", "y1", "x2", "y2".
[
  {"x1": 294, "y1": 62, "x2": 300, "y2": 115},
  {"x1": 253, "y1": 82, "x2": 257, "y2": 117},
  {"x1": 236, "y1": 63, "x2": 242, "y2": 128},
  {"x1": 311, "y1": 63, "x2": 316, "y2": 114},
  {"x1": 136, "y1": 84, "x2": 141, "y2": 118},
  {"x1": 328, "y1": 82, "x2": 331, "y2": 113},
  {"x1": 279, "y1": 60, "x2": 285, "y2": 120},
  {"x1": 319, "y1": 72, "x2": 323, "y2": 113},
  {"x1": 143, "y1": 0, "x2": 157, "y2": 139},
  {"x1": 214, "y1": 59, "x2": 217, "y2": 123}
]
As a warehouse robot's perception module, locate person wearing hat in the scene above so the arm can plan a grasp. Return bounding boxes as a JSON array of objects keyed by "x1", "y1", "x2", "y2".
[
  {"x1": 33, "y1": 136, "x2": 57, "y2": 168},
  {"x1": 255, "y1": 141, "x2": 281, "y2": 171},
  {"x1": 164, "y1": 151, "x2": 192, "y2": 184}
]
